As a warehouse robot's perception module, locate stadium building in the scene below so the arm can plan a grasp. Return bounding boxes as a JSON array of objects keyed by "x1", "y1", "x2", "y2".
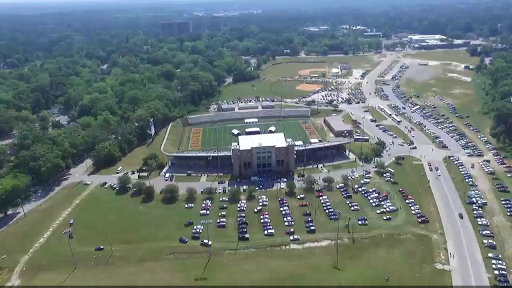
[{"x1": 166, "y1": 110, "x2": 350, "y2": 178}]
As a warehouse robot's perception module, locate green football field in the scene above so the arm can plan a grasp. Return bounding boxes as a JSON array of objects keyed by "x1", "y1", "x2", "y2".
[{"x1": 183, "y1": 119, "x2": 321, "y2": 150}]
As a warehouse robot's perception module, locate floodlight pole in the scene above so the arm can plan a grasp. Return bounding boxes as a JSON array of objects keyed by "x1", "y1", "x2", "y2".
[
  {"x1": 334, "y1": 211, "x2": 341, "y2": 270},
  {"x1": 67, "y1": 235, "x2": 77, "y2": 269}
]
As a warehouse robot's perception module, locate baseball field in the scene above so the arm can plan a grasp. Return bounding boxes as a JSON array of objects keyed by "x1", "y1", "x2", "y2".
[{"x1": 181, "y1": 119, "x2": 323, "y2": 151}]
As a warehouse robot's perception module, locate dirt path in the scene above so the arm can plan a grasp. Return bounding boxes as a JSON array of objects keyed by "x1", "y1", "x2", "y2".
[
  {"x1": 461, "y1": 156, "x2": 512, "y2": 266},
  {"x1": 5, "y1": 184, "x2": 96, "y2": 287}
]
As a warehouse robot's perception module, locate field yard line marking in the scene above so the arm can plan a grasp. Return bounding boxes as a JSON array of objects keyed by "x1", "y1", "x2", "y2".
[{"x1": 6, "y1": 184, "x2": 96, "y2": 287}]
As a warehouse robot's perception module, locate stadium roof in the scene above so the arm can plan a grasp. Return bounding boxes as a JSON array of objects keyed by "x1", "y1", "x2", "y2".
[{"x1": 238, "y1": 133, "x2": 287, "y2": 150}]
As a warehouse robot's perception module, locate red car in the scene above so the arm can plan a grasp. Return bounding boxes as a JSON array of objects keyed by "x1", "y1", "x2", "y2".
[
  {"x1": 285, "y1": 229, "x2": 295, "y2": 235},
  {"x1": 315, "y1": 192, "x2": 325, "y2": 198},
  {"x1": 418, "y1": 217, "x2": 429, "y2": 224},
  {"x1": 262, "y1": 212, "x2": 269, "y2": 216},
  {"x1": 299, "y1": 202, "x2": 309, "y2": 207}
]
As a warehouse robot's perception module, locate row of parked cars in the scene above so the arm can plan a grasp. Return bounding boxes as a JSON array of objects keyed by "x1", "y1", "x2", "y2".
[
  {"x1": 448, "y1": 158, "x2": 510, "y2": 284},
  {"x1": 390, "y1": 63, "x2": 409, "y2": 82},
  {"x1": 398, "y1": 188, "x2": 429, "y2": 224},
  {"x1": 449, "y1": 156, "x2": 477, "y2": 186},
  {"x1": 378, "y1": 60, "x2": 399, "y2": 78},
  {"x1": 478, "y1": 134, "x2": 510, "y2": 167}
]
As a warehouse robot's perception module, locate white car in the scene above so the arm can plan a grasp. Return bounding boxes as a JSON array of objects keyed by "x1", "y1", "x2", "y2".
[
  {"x1": 284, "y1": 221, "x2": 294, "y2": 226},
  {"x1": 492, "y1": 260, "x2": 506, "y2": 266},
  {"x1": 83, "y1": 181, "x2": 92, "y2": 185},
  {"x1": 116, "y1": 166, "x2": 123, "y2": 173},
  {"x1": 220, "y1": 197, "x2": 228, "y2": 202},
  {"x1": 437, "y1": 171, "x2": 441, "y2": 177},
  {"x1": 383, "y1": 216, "x2": 392, "y2": 221},
  {"x1": 200, "y1": 240, "x2": 212, "y2": 247},
  {"x1": 264, "y1": 229, "x2": 275, "y2": 236},
  {"x1": 280, "y1": 183, "x2": 285, "y2": 189},
  {"x1": 297, "y1": 195, "x2": 306, "y2": 200},
  {"x1": 199, "y1": 210, "x2": 210, "y2": 216},
  {"x1": 376, "y1": 209, "x2": 386, "y2": 214},
  {"x1": 218, "y1": 212, "x2": 226, "y2": 217},
  {"x1": 290, "y1": 235, "x2": 300, "y2": 241},
  {"x1": 350, "y1": 206, "x2": 360, "y2": 211},
  {"x1": 488, "y1": 253, "x2": 502, "y2": 260},
  {"x1": 254, "y1": 207, "x2": 263, "y2": 213},
  {"x1": 493, "y1": 264, "x2": 507, "y2": 270},
  {"x1": 193, "y1": 225, "x2": 204, "y2": 231},
  {"x1": 185, "y1": 204, "x2": 194, "y2": 209}
]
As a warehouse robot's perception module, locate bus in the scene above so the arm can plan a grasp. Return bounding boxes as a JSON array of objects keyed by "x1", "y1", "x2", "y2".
[
  {"x1": 377, "y1": 105, "x2": 384, "y2": 111},
  {"x1": 411, "y1": 105, "x2": 420, "y2": 113},
  {"x1": 391, "y1": 114, "x2": 402, "y2": 124},
  {"x1": 383, "y1": 108, "x2": 392, "y2": 116},
  {"x1": 353, "y1": 136, "x2": 370, "y2": 142}
]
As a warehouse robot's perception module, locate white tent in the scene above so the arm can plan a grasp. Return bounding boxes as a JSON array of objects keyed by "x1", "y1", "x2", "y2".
[
  {"x1": 232, "y1": 129, "x2": 241, "y2": 136},
  {"x1": 268, "y1": 126, "x2": 277, "y2": 133}
]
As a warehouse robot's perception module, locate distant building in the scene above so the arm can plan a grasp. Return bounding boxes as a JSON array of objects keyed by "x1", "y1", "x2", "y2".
[
  {"x1": 161, "y1": 21, "x2": 193, "y2": 36},
  {"x1": 407, "y1": 35, "x2": 447, "y2": 44},
  {"x1": 362, "y1": 32, "x2": 383, "y2": 38},
  {"x1": 324, "y1": 116, "x2": 353, "y2": 137},
  {"x1": 220, "y1": 104, "x2": 236, "y2": 112}
]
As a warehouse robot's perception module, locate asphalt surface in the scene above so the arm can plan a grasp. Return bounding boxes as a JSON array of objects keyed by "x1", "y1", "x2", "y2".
[{"x1": 3, "y1": 53, "x2": 490, "y2": 286}]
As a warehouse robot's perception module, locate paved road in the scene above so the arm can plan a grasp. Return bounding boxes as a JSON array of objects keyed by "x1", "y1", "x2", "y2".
[{"x1": 361, "y1": 57, "x2": 489, "y2": 286}]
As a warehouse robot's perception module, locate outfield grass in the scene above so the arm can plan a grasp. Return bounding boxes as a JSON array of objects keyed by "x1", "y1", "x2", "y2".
[
  {"x1": 383, "y1": 125, "x2": 411, "y2": 143},
  {"x1": 184, "y1": 119, "x2": 321, "y2": 150},
  {"x1": 403, "y1": 50, "x2": 480, "y2": 65},
  {"x1": 261, "y1": 62, "x2": 328, "y2": 77},
  {"x1": 310, "y1": 107, "x2": 338, "y2": 119},
  {"x1": 364, "y1": 106, "x2": 387, "y2": 122},
  {"x1": 0, "y1": 183, "x2": 86, "y2": 285},
  {"x1": 219, "y1": 80, "x2": 317, "y2": 102},
  {"x1": 174, "y1": 175, "x2": 201, "y2": 182},
  {"x1": 19, "y1": 156, "x2": 449, "y2": 285},
  {"x1": 268, "y1": 55, "x2": 383, "y2": 70}
]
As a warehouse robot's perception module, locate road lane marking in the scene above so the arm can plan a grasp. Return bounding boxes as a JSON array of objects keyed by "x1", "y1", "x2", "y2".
[{"x1": 437, "y1": 164, "x2": 476, "y2": 286}]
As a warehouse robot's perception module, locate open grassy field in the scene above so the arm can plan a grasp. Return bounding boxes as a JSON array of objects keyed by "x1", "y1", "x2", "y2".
[
  {"x1": 324, "y1": 161, "x2": 359, "y2": 171},
  {"x1": 219, "y1": 80, "x2": 319, "y2": 102},
  {"x1": 402, "y1": 50, "x2": 480, "y2": 65},
  {"x1": 268, "y1": 54, "x2": 384, "y2": 70},
  {"x1": 0, "y1": 183, "x2": 86, "y2": 285},
  {"x1": 364, "y1": 106, "x2": 387, "y2": 122},
  {"x1": 162, "y1": 120, "x2": 185, "y2": 154},
  {"x1": 261, "y1": 62, "x2": 328, "y2": 77},
  {"x1": 18, "y1": 157, "x2": 450, "y2": 285},
  {"x1": 182, "y1": 119, "x2": 322, "y2": 151},
  {"x1": 383, "y1": 125, "x2": 411, "y2": 143},
  {"x1": 174, "y1": 175, "x2": 202, "y2": 182}
]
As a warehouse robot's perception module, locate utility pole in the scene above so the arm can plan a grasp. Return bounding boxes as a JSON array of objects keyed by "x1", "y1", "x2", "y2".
[
  {"x1": 67, "y1": 235, "x2": 77, "y2": 269},
  {"x1": 334, "y1": 211, "x2": 341, "y2": 270}
]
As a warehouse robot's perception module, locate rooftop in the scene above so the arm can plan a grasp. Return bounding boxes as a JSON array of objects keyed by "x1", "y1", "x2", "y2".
[
  {"x1": 238, "y1": 133, "x2": 287, "y2": 150},
  {"x1": 325, "y1": 115, "x2": 353, "y2": 131},
  {"x1": 408, "y1": 34, "x2": 446, "y2": 40}
]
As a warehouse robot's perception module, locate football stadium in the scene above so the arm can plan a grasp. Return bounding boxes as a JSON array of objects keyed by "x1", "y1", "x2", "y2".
[{"x1": 165, "y1": 108, "x2": 350, "y2": 178}]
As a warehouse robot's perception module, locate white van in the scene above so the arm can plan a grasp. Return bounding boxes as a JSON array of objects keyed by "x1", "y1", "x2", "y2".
[
  {"x1": 116, "y1": 166, "x2": 123, "y2": 173},
  {"x1": 164, "y1": 173, "x2": 171, "y2": 181},
  {"x1": 385, "y1": 168, "x2": 395, "y2": 175}
]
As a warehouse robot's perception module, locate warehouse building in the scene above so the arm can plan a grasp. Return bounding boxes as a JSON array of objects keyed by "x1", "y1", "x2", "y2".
[
  {"x1": 220, "y1": 104, "x2": 236, "y2": 112},
  {"x1": 238, "y1": 103, "x2": 259, "y2": 111},
  {"x1": 407, "y1": 35, "x2": 447, "y2": 44},
  {"x1": 324, "y1": 115, "x2": 353, "y2": 137}
]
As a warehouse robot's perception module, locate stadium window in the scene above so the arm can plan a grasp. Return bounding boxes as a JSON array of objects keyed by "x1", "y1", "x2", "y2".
[
  {"x1": 257, "y1": 156, "x2": 261, "y2": 161},
  {"x1": 267, "y1": 151, "x2": 271, "y2": 154},
  {"x1": 257, "y1": 164, "x2": 261, "y2": 169}
]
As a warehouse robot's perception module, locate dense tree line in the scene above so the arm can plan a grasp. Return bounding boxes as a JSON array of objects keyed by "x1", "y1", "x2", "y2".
[{"x1": 478, "y1": 52, "x2": 512, "y2": 148}]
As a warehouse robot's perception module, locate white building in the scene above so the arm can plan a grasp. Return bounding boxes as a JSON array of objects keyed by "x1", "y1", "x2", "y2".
[{"x1": 407, "y1": 35, "x2": 447, "y2": 44}]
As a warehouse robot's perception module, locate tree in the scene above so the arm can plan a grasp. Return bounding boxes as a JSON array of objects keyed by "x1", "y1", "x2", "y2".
[
  {"x1": 91, "y1": 141, "x2": 122, "y2": 170},
  {"x1": 0, "y1": 145, "x2": 10, "y2": 170},
  {"x1": 203, "y1": 187, "x2": 215, "y2": 199},
  {"x1": 247, "y1": 186, "x2": 256, "y2": 201},
  {"x1": 361, "y1": 151, "x2": 374, "y2": 163},
  {"x1": 394, "y1": 156, "x2": 402, "y2": 165},
  {"x1": 322, "y1": 176, "x2": 335, "y2": 190},
  {"x1": 285, "y1": 180, "x2": 297, "y2": 197},
  {"x1": 0, "y1": 173, "x2": 31, "y2": 215},
  {"x1": 185, "y1": 187, "x2": 197, "y2": 204},
  {"x1": 228, "y1": 186, "x2": 242, "y2": 204},
  {"x1": 303, "y1": 174, "x2": 316, "y2": 192},
  {"x1": 370, "y1": 145, "x2": 384, "y2": 157},
  {"x1": 342, "y1": 174, "x2": 350, "y2": 187},
  {"x1": 375, "y1": 160, "x2": 386, "y2": 175},
  {"x1": 132, "y1": 180, "x2": 146, "y2": 195},
  {"x1": 117, "y1": 174, "x2": 132, "y2": 189},
  {"x1": 142, "y1": 185, "x2": 156, "y2": 201},
  {"x1": 161, "y1": 184, "x2": 179, "y2": 204},
  {"x1": 142, "y1": 152, "x2": 160, "y2": 167}
]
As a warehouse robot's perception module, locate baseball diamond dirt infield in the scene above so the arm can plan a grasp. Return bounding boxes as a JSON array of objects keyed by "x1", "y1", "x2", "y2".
[
  {"x1": 189, "y1": 128, "x2": 203, "y2": 150},
  {"x1": 298, "y1": 68, "x2": 328, "y2": 76},
  {"x1": 296, "y1": 83, "x2": 324, "y2": 92},
  {"x1": 302, "y1": 122, "x2": 321, "y2": 140}
]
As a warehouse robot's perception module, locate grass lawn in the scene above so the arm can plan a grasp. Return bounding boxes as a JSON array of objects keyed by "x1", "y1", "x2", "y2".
[
  {"x1": 310, "y1": 107, "x2": 338, "y2": 119},
  {"x1": 383, "y1": 125, "x2": 411, "y2": 143},
  {"x1": 97, "y1": 128, "x2": 168, "y2": 175},
  {"x1": 163, "y1": 120, "x2": 186, "y2": 154},
  {"x1": 443, "y1": 158, "x2": 504, "y2": 285},
  {"x1": 183, "y1": 119, "x2": 322, "y2": 150},
  {"x1": 174, "y1": 175, "x2": 201, "y2": 182},
  {"x1": 0, "y1": 183, "x2": 86, "y2": 285},
  {"x1": 324, "y1": 161, "x2": 359, "y2": 171},
  {"x1": 364, "y1": 106, "x2": 387, "y2": 122},
  {"x1": 261, "y1": 62, "x2": 328, "y2": 77},
  {"x1": 20, "y1": 156, "x2": 449, "y2": 285},
  {"x1": 269, "y1": 54, "x2": 383, "y2": 70},
  {"x1": 403, "y1": 50, "x2": 480, "y2": 65},
  {"x1": 295, "y1": 167, "x2": 322, "y2": 174},
  {"x1": 219, "y1": 80, "x2": 317, "y2": 102}
]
